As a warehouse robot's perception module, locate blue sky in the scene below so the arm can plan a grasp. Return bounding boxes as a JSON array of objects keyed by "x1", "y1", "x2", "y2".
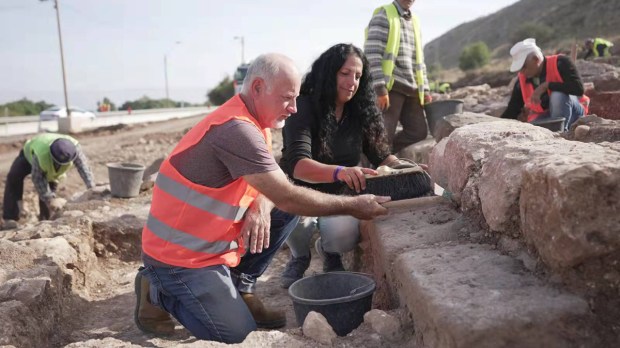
[{"x1": 0, "y1": 0, "x2": 518, "y2": 109}]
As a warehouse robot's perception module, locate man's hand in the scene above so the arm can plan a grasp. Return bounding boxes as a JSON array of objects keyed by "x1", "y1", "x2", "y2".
[
  {"x1": 240, "y1": 196, "x2": 273, "y2": 254},
  {"x1": 348, "y1": 195, "x2": 390, "y2": 220},
  {"x1": 530, "y1": 82, "x2": 549, "y2": 105},
  {"x1": 424, "y1": 93, "x2": 433, "y2": 104},
  {"x1": 518, "y1": 108, "x2": 529, "y2": 122},
  {"x1": 376, "y1": 94, "x2": 390, "y2": 111}
]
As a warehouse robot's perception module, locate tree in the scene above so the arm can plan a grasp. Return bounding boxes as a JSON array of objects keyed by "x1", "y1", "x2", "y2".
[
  {"x1": 459, "y1": 42, "x2": 491, "y2": 71},
  {"x1": 119, "y1": 96, "x2": 176, "y2": 111},
  {"x1": 511, "y1": 23, "x2": 554, "y2": 46},
  {"x1": 0, "y1": 98, "x2": 53, "y2": 116},
  {"x1": 102, "y1": 97, "x2": 117, "y2": 111},
  {"x1": 206, "y1": 76, "x2": 234, "y2": 106}
]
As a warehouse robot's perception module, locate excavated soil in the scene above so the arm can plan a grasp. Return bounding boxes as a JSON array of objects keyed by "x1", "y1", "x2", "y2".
[{"x1": 0, "y1": 117, "x2": 417, "y2": 347}]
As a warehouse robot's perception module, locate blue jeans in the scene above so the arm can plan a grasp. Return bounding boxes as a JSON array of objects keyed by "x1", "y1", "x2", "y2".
[
  {"x1": 143, "y1": 208, "x2": 299, "y2": 343},
  {"x1": 286, "y1": 215, "x2": 360, "y2": 257},
  {"x1": 538, "y1": 91, "x2": 585, "y2": 131}
]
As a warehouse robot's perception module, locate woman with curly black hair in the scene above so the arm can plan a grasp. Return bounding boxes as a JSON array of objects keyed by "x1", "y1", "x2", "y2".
[{"x1": 278, "y1": 43, "x2": 416, "y2": 288}]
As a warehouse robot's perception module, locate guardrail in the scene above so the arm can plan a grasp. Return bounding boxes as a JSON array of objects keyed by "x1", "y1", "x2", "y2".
[
  {"x1": 0, "y1": 107, "x2": 213, "y2": 137},
  {"x1": 0, "y1": 106, "x2": 209, "y2": 124}
]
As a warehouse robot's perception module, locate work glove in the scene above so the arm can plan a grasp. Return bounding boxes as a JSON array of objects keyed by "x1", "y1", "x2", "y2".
[{"x1": 376, "y1": 94, "x2": 390, "y2": 111}]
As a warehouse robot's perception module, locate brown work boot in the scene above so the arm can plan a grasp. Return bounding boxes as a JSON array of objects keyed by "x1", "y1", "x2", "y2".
[
  {"x1": 134, "y1": 267, "x2": 175, "y2": 336},
  {"x1": 241, "y1": 292, "x2": 286, "y2": 328}
]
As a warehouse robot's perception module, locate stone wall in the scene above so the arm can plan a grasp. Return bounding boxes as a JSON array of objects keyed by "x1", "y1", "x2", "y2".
[{"x1": 428, "y1": 118, "x2": 620, "y2": 341}]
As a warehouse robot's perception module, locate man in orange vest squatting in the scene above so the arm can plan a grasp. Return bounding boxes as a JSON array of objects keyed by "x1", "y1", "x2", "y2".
[
  {"x1": 134, "y1": 53, "x2": 390, "y2": 343},
  {"x1": 501, "y1": 38, "x2": 589, "y2": 131}
]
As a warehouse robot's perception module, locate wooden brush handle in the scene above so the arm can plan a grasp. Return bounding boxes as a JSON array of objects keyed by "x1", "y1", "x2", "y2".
[{"x1": 382, "y1": 196, "x2": 446, "y2": 209}]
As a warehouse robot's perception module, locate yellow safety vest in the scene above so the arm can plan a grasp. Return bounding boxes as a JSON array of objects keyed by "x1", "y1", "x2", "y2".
[
  {"x1": 593, "y1": 38, "x2": 614, "y2": 57},
  {"x1": 23, "y1": 133, "x2": 77, "y2": 182},
  {"x1": 366, "y1": 4, "x2": 426, "y2": 105}
]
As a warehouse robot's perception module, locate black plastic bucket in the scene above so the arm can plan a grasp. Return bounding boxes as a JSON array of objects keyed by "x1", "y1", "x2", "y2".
[
  {"x1": 424, "y1": 99, "x2": 464, "y2": 136},
  {"x1": 288, "y1": 272, "x2": 376, "y2": 336}
]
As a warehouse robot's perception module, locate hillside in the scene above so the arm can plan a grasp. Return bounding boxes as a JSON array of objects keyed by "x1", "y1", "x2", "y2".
[{"x1": 425, "y1": 0, "x2": 620, "y2": 69}]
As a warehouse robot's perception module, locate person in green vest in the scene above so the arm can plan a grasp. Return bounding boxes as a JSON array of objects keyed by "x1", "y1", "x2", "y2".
[
  {"x1": 2, "y1": 133, "x2": 95, "y2": 230},
  {"x1": 583, "y1": 38, "x2": 614, "y2": 60},
  {"x1": 364, "y1": 0, "x2": 432, "y2": 153}
]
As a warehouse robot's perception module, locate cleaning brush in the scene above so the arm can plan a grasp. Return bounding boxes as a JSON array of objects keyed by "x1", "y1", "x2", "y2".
[{"x1": 340, "y1": 163, "x2": 433, "y2": 201}]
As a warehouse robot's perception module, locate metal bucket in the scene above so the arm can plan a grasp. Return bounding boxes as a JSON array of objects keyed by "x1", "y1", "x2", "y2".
[
  {"x1": 424, "y1": 99, "x2": 464, "y2": 137},
  {"x1": 106, "y1": 162, "x2": 145, "y2": 198}
]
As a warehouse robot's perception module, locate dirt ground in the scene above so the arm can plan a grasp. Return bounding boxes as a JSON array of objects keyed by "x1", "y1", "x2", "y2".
[{"x1": 0, "y1": 117, "x2": 412, "y2": 347}]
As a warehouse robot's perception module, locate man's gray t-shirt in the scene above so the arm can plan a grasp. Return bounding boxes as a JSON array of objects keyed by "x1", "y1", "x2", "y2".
[
  {"x1": 143, "y1": 118, "x2": 279, "y2": 267},
  {"x1": 169, "y1": 119, "x2": 279, "y2": 187}
]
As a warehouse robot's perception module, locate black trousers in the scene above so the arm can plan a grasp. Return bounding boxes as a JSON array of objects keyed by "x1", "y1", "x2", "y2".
[{"x1": 2, "y1": 150, "x2": 57, "y2": 221}]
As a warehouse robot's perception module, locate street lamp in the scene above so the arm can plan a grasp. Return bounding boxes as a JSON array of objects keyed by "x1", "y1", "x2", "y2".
[
  {"x1": 234, "y1": 36, "x2": 245, "y2": 64},
  {"x1": 164, "y1": 41, "x2": 181, "y2": 101},
  {"x1": 40, "y1": 0, "x2": 71, "y2": 118}
]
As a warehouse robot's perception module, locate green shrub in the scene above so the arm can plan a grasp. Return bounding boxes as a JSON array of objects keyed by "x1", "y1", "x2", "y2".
[
  {"x1": 511, "y1": 22, "x2": 554, "y2": 45},
  {"x1": 206, "y1": 76, "x2": 235, "y2": 106},
  {"x1": 459, "y1": 41, "x2": 491, "y2": 71},
  {"x1": 0, "y1": 98, "x2": 53, "y2": 116}
]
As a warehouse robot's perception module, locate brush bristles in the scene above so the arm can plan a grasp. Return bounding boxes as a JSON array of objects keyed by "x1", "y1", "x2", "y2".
[{"x1": 340, "y1": 171, "x2": 433, "y2": 201}]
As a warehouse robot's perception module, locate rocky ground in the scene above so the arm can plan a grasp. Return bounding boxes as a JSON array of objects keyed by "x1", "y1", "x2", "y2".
[
  {"x1": 0, "y1": 116, "x2": 419, "y2": 347},
  {"x1": 2, "y1": 57, "x2": 618, "y2": 347}
]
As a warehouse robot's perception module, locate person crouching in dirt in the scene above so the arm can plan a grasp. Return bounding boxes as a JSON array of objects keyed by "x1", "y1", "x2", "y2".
[
  {"x1": 583, "y1": 38, "x2": 614, "y2": 60},
  {"x1": 134, "y1": 53, "x2": 389, "y2": 343},
  {"x1": 1, "y1": 133, "x2": 95, "y2": 230},
  {"x1": 500, "y1": 38, "x2": 589, "y2": 132}
]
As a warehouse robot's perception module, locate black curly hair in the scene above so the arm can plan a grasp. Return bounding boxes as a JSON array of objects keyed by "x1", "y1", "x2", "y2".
[{"x1": 300, "y1": 43, "x2": 390, "y2": 160}]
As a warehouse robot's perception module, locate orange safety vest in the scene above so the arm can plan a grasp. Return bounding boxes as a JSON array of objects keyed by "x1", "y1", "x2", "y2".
[
  {"x1": 141, "y1": 95, "x2": 272, "y2": 268},
  {"x1": 519, "y1": 55, "x2": 590, "y2": 122}
]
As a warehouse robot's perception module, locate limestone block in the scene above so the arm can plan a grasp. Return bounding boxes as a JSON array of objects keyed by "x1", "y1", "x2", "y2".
[
  {"x1": 0, "y1": 239, "x2": 38, "y2": 272},
  {"x1": 433, "y1": 112, "x2": 504, "y2": 143},
  {"x1": 395, "y1": 243, "x2": 597, "y2": 348},
  {"x1": 302, "y1": 311, "x2": 337, "y2": 345},
  {"x1": 0, "y1": 277, "x2": 50, "y2": 303},
  {"x1": 16, "y1": 237, "x2": 78, "y2": 268},
  {"x1": 364, "y1": 309, "x2": 401, "y2": 340},
  {"x1": 566, "y1": 115, "x2": 620, "y2": 142},
  {"x1": 519, "y1": 142, "x2": 620, "y2": 268},
  {"x1": 396, "y1": 136, "x2": 436, "y2": 164},
  {"x1": 429, "y1": 121, "x2": 555, "y2": 204},
  {"x1": 587, "y1": 91, "x2": 620, "y2": 121},
  {"x1": 479, "y1": 138, "x2": 562, "y2": 234}
]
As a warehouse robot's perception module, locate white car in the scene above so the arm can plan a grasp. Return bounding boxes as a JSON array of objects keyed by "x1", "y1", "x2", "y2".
[{"x1": 39, "y1": 106, "x2": 96, "y2": 121}]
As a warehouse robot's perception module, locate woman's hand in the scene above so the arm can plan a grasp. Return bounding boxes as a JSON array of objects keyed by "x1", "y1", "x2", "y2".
[{"x1": 337, "y1": 166, "x2": 378, "y2": 193}]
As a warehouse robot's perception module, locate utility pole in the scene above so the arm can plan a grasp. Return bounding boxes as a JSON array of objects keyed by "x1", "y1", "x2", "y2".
[
  {"x1": 42, "y1": 0, "x2": 71, "y2": 117},
  {"x1": 164, "y1": 54, "x2": 169, "y2": 100},
  {"x1": 234, "y1": 36, "x2": 245, "y2": 64},
  {"x1": 164, "y1": 41, "x2": 181, "y2": 101}
]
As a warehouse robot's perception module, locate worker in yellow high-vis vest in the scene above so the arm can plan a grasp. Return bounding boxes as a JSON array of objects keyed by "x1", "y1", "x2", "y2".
[
  {"x1": 2, "y1": 133, "x2": 95, "y2": 230},
  {"x1": 583, "y1": 38, "x2": 614, "y2": 60},
  {"x1": 364, "y1": 0, "x2": 432, "y2": 153}
]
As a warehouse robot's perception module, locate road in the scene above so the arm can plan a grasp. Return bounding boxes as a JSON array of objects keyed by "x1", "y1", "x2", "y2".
[{"x1": 0, "y1": 107, "x2": 212, "y2": 137}]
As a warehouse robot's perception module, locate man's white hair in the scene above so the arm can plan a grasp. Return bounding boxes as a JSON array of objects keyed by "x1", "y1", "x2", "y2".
[
  {"x1": 527, "y1": 47, "x2": 544, "y2": 63},
  {"x1": 241, "y1": 53, "x2": 289, "y2": 95}
]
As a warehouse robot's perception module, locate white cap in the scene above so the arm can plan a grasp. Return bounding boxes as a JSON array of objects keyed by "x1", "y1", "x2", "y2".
[{"x1": 509, "y1": 38, "x2": 542, "y2": 72}]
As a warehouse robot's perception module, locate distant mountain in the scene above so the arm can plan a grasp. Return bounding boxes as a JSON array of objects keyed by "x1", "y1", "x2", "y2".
[{"x1": 424, "y1": 0, "x2": 620, "y2": 69}]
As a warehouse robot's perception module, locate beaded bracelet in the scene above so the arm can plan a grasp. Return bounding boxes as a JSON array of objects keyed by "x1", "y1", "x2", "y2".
[{"x1": 333, "y1": 166, "x2": 344, "y2": 182}]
